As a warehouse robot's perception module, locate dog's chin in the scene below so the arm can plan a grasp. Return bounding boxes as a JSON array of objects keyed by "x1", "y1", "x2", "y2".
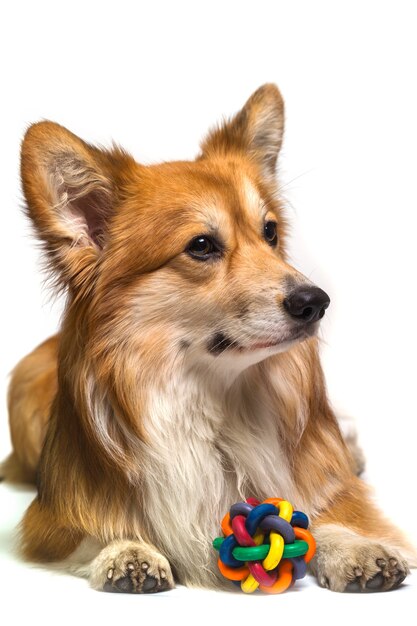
[
  {"x1": 244, "y1": 323, "x2": 318, "y2": 354},
  {"x1": 207, "y1": 322, "x2": 318, "y2": 358},
  {"x1": 201, "y1": 323, "x2": 319, "y2": 382}
]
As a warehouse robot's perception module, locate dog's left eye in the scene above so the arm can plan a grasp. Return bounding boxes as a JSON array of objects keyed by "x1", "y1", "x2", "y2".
[
  {"x1": 264, "y1": 220, "x2": 278, "y2": 246},
  {"x1": 186, "y1": 235, "x2": 221, "y2": 261}
]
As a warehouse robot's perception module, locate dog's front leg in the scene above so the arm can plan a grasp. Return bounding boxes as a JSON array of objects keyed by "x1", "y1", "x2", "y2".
[
  {"x1": 64, "y1": 537, "x2": 175, "y2": 593},
  {"x1": 310, "y1": 476, "x2": 413, "y2": 592}
]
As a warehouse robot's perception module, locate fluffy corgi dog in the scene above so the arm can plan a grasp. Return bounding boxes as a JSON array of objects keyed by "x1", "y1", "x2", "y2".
[{"x1": 3, "y1": 84, "x2": 415, "y2": 593}]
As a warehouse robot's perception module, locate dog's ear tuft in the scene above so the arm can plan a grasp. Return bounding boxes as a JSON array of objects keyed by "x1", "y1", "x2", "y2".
[
  {"x1": 200, "y1": 84, "x2": 285, "y2": 180},
  {"x1": 21, "y1": 121, "x2": 132, "y2": 293}
]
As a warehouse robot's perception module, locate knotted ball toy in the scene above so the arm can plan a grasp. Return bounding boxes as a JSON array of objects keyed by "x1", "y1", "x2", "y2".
[{"x1": 212, "y1": 497, "x2": 316, "y2": 593}]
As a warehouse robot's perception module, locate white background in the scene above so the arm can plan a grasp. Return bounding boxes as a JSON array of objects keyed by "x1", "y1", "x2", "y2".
[{"x1": 0, "y1": 1, "x2": 416, "y2": 624}]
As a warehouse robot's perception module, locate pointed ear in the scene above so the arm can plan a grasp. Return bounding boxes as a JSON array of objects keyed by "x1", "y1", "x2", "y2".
[
  {"x1": 21, "y1": 121, "x2": 132, "y2": 293},
  {"x1": 200, "y1": 83, "x2": 285, "y2": 180}
]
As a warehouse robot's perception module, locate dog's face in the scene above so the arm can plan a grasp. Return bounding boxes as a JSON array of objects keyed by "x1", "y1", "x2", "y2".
[{"x1": 21, "y1": 84, "x2": 329, "y2": 375}]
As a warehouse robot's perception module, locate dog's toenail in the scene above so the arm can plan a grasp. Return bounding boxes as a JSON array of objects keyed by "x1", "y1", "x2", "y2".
[
  {"x1": 127, "y1": 563, "x2": 135, "y2": 571},
  {"x1": 160, "y1": 570, "x2": 166, "y2": 579},
  {"x1": 376, "y1": 558, "x2": 386, "y2": 568},
  {"x1": 366, "y1": 573, "x2": 384, "y2": 590},
  {"x1": 107, "y1": 568, "x2": 114, "y2": 580},
  {"x1": 389, "y1": 558, "x2": 398, "y2": 568},
  {"x1": 345, "y1": 580, "x2": 362, "y2": 592},
  {"x1": 115, "y1": 576, "x2": 134, "y2": 593},
  {"x1": 142, "y1": 575, "x2": 157, "y2": 592},
  {"x1": 394, "y1": 574, "x2": 406, "y2": 588},
  {"x1": 141, "y1": 562, "x2": 149, "y2": 571},
  {"x1": 354, "y1": 567, "x2": 363, "y2": 577}
]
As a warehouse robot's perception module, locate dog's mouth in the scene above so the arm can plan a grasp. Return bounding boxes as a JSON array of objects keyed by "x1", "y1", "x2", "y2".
[{"x1": 207, "y1": 324, "x2": 317, "y2": 355}]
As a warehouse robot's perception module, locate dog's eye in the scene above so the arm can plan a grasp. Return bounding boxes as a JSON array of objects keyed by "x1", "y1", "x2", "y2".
[
  {"x1": 264, "y1": 221, "x2": 278, "y2": 246},
  {"x1": 186, "y1": 235, "x2": 220, "y2": 260}
]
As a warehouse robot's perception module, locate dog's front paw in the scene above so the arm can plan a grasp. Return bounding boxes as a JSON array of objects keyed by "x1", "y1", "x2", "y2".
[
  {"x1": 312, "y1": 525, "x2": 409, "y2": 592},
  {"x1": 90, "y1": 540, "x2": 174, "y2": 593}
]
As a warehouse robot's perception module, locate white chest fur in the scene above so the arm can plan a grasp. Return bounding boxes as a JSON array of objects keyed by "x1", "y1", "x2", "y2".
[{"x1": 140, "y1": 365, "x2": 296, "y2": 585}]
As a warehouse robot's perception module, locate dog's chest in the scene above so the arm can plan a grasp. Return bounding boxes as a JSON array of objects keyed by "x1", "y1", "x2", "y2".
[{"x1": 140, "y1": 372, "x2": 295, "y2": 575}]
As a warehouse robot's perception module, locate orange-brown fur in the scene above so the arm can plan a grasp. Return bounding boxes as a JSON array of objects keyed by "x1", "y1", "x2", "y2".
[
  {"x1": 4, "y1": 336, "x2": 58, "y2": 483},
  {"x1": 2, "y1": 84, "x2": 415, "y2": 592}
]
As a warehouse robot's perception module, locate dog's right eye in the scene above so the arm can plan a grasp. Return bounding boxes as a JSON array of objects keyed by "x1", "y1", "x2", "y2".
[{"x1": 186, "y1": 235, "x2": 221, "y2": 261}]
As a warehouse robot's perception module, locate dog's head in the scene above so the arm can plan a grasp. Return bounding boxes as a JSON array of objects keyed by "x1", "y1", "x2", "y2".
[{"x1": 21, "y1": 84, "x2": 329, "y2": 376}]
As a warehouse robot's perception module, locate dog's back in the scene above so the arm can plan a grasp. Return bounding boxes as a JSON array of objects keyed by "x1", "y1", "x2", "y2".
[{"x1": 3, "y1": 336, "x2": 58, "y2": 483}]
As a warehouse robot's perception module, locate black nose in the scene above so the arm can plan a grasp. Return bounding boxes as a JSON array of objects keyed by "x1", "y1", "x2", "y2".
[{"x1": 283, "y1": 286, "x2": 330, "y2": 323}]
